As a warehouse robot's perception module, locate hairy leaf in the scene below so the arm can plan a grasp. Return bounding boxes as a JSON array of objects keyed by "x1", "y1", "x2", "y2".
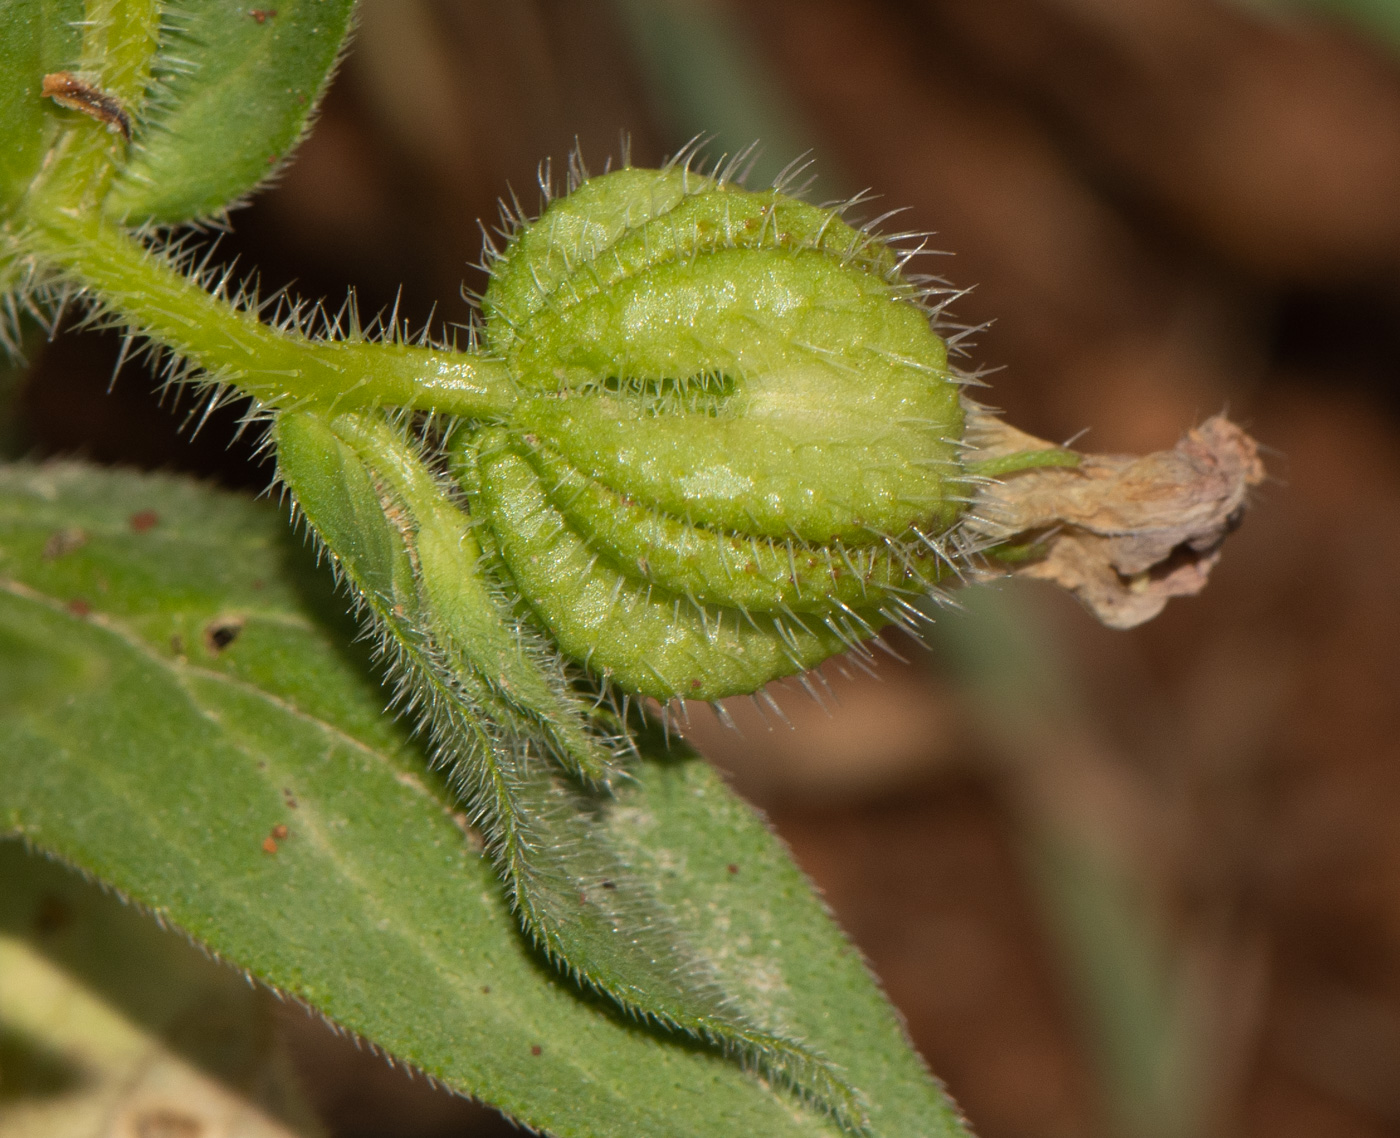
[
  {"x1": 0, "y1": 462, "x2": 968, "y2": 1138},
  {"x1": 106, "y1": 0, "x2": 356, "y2": 224},
  {"x1": 277, "y1": 410, "x2": 866, "y2": 1127}
]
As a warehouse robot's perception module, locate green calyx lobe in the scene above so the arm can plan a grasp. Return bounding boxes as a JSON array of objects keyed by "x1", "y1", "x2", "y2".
[{"x1": 458, "y1": 166, "x2": 969, "y2": 701}]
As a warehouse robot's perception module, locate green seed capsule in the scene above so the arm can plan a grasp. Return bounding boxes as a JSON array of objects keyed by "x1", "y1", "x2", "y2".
[
  {"x1": 474, "y1": 429, "x2": 873, "y2": 701},
  {"x1": 524, "y1": 440, "x2": 946, "y2": 614},
  {"x1": 464, "y1": 163, "x2": 969, "y2": 698}
]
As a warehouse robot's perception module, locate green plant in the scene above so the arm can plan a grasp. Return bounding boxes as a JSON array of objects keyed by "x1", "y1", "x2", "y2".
[{"x1": 0, "y1": 4, "x2": 1263, "y2": 1135}]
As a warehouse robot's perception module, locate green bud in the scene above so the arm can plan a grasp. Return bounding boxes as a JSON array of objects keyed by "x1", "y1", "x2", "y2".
[{"x1": 457, "y1": 164, "x2": 969, "y2": 701}]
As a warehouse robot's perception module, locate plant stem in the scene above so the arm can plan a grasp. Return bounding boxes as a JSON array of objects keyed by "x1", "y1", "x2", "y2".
[
  {"x1": 81, "y1": 0, "x2": 161, "y2": 106},
  {"x1": 23, "y1": 211, "x2": 517, "y2": 417},
  {"x1": 27, "y1": 0, "x2": 514, "y2": 424}
]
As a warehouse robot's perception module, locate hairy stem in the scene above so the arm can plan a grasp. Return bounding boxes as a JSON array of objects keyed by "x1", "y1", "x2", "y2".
[
  {"x1": 22, "y1": 211, "x2": 516, "y2": 417},
  {"x1": 81, "y1": 0, "x2": 161, "y2": 105}
]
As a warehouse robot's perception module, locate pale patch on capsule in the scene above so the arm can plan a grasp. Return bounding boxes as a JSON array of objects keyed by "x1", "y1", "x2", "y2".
[{"x1": 677, "y1": 463, "x2": 754, "y2": 502}]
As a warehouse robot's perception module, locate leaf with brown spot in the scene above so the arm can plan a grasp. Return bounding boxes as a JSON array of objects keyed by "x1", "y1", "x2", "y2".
[{"x1": 0, "y1": 462, "x2": 967, "y2": 1138}]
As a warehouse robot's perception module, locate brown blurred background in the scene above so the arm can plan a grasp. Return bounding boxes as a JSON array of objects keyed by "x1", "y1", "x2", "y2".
[{"x1": 10, "y1": 1, "x2": 1400, "y2": 1135}]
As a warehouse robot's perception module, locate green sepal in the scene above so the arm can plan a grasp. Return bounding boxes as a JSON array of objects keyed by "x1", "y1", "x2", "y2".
[
  {"x1": 525, "y1": 438, "x2": 948, "y2": 615},
  {"x1": 489, "y1": 170, "x2": 964, "y2": 544},
  {"x1": 105, "y1": 0, "x2": 356, "y2": 225},
  {"x1": 273, "y1": 408, "x2": 542, "y2": 773},
  {"x1": 473, "y1": 429, "x2": 882, "y2": 702},
  {"x1": 967, "y1": 447, "x2": 1081, "y2": 479},
  {"x1": 274, "y1": 407, "x2": 416, "y2": 609},
  {"x1": 309, "y1": 410, "x2": 620, "y2": 789},
  {"x1": 507, "y1": 250, "x2": 962, "y2": 542},
  {"x1": 484, "y1": 168, "x2": 905, "y2": 357}
]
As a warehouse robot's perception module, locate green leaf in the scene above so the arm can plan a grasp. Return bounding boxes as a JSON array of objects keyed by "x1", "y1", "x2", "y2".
[
  {"x1": 0, "y1": 0, "x2": 84, "y2": 214},
  {"x1": 278, "y1": 410, "x2": 867, "y2": 1127},
  {"x1": 106, "y1": 0, "x2": 356, "y2": 224},
  {"x1": 0, "y1": 462, "x2": 968, "y2": 1138}
]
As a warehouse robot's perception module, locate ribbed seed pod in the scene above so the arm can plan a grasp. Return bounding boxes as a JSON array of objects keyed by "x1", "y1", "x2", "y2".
[{"x1": 457, "y1": 163, "x2": 969, "y2": 702}]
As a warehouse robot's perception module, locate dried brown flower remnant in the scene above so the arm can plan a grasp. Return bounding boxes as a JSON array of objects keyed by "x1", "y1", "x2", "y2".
[{"x1": 967, "y1": 413, "x2": 1266, "y2": 628}]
